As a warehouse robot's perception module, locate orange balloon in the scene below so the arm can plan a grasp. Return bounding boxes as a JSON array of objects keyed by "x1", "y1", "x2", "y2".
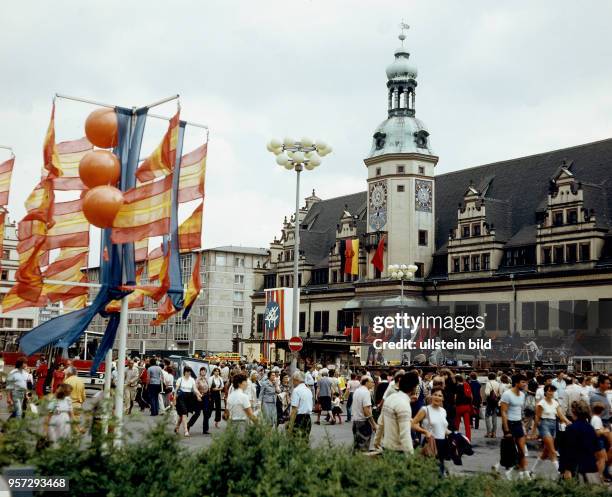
[
  {"x1": 79, "y1": 150, "x2": 121, "y2": 189},
  {"x1": 82, "y1": 185, "x2": 124, "y2": 228},
  {"x1": 85, "y1": 108, "x2": 118, "y2": 149}
]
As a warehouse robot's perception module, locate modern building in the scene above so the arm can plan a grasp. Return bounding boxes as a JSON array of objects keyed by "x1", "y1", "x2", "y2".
[
  {"x1": 249, "y1": 34, "x2": 612, "y2": 366},
  {"x1": 0, "y1": 218, "x2": 42, "y2": 350},
  {"x1": 87, "y1": 245, "x2": 267, "y2": 357}
]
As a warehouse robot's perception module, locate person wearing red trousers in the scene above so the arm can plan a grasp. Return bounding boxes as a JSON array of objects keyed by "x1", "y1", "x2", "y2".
[
  {"x1": 35, "y1": 359, "x2": 48, "y2": 397},
  {"x1": 453, "y1": 374, "x2": 473, "y2": 441}
]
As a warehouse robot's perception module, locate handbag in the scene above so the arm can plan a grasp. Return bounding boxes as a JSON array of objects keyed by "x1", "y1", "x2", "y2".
[
  {"x1": 421, "y1": 407, "x2": 438, "y2": 457},
  {"x1": 313, "y1": 401, "x2": 322, "y2": 414}
]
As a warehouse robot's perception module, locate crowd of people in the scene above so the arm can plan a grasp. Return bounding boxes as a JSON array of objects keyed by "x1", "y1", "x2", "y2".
[{"x1": 2, "y1": 355, "x2": 611, "y2": 484}]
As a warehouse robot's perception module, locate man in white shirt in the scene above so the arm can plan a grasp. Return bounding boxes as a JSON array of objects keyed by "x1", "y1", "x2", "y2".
[
  {"x1": 374, "y1": 371, "x2": 419, "y2": 453},
  {"x1": 484, "y1": 372, "x2": 501, "y2": 437},
  {"x1": 304, "y1": 367, "x2": 315, "y2": 402},
  {"x1": 289, "y1": 371, "x2": 314, "y2": 438},
  {"x1": 551, "y1": 371, "x2": 567, "y2": 393},
  {"x1": 6, "y1": 357, "x2": 30, "y2": 419},
  {"x1": 351, "y1": 376, "x2": 377, "y2": 451}
]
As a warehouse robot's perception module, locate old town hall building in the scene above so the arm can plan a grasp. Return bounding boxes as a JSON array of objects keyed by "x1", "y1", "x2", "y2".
[{"x1": 248, "y1": 35, "x2": 612, "y2": 367}]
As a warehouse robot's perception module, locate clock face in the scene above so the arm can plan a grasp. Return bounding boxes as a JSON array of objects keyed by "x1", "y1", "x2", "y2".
[
  {"x1": 415, "y1": 179, "x2": 433, "y2": 212},
  {"x1": 369, "y1": 181, "x2": 388, "y2": 230}
]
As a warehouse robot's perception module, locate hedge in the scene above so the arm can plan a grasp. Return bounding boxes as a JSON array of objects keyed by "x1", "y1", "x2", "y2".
[{"x1": 0, "y1": 416, "x2": 609, "y2": 497}]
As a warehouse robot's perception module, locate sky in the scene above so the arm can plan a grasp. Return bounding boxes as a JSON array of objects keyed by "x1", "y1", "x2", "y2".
[{"x1": 1, "y1": 1, "x2": 612, "y2": 252}]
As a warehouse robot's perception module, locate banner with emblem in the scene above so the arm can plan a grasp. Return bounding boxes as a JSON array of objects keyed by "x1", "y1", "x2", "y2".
[{"x1": 263, "y1": 287, "x2": 296, "y2": 341}]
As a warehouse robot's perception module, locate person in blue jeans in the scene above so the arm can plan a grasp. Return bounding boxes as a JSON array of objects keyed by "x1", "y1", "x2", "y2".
[{"x1": 147, "y1": 359, "x2": 163, "y2": 416}]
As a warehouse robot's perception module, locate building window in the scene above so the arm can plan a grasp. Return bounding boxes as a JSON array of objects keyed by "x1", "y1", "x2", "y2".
[
  {"x1": 418, "y1": 230, "x2": 428, "y2": 246},
  {"x1": 313, "y1": 310, "x2": 330, "y2": 333},
  {"x1": 418, "y1": 166, "x2": 425, "y2": 174},
  {"x1": 567, "y1": 209, "x2": 578, "y2": 224},
  {"x1": 233, "y1": 291, "x2": 244, "y2": 301},
  {"x1": 462, "y1": 256, "x2": 470, "y2": 272},
  {"x1": 553, "y1": 211, "x2": 564, "y2": 226},
  {"x1": 452, "y1": 258, "x2": 460, "y2": 273},
  {"x1": 234, "y1": 257, "x2": 245, "y2": 267},
  {"x1": 376, "y1": 167, "x2": 381, "y2": 176},
  {"x1": 0, "y1": 270, "x2": 7, "y2": 281},
  {"x1": 256, "y1": 313, "x2": 264, "y2": 333},
  {"x1": 234, "y1": 274, "x2": 244, "y2": 284},
  {"x1": 396, "y1": 165, "x2": 405, "y2": 174},
  {"x1": 554, "y1": 246, "x2": 564, "y2": 264},
  {"x1": 542, "y1": 247, "x2": 552, "y2": 264},
  {"x1": 397, "y1": 185, "x2": 405, "y2": 192},
  {"x1": 232, "y1": 324, "x2": 243, "y2": 336},
  {"x1": 2, "y1": 249, "x2": 9, "y2": 260},
  {"x1": 566, "y1": 244, "x2": 577, "y2": 263},
  {"x1": 484, "y1": 303, "x2": 510, "y2": 332},
  {"x1": 233, "y1": 308, "x2": 243, "y2": 319},
  {"x1": 481, "y1": 253, "x2": 490, "y2": 270},
  {"x1": 599, "y1": 299, "x2": 612, "y2": 328},
  {"x1": 332, "y1": 270, "x2": 338, "y2": 283},
  {"x1": 0, "y1": 318, "x2": 12, "y2": 328},
  {"x1": 580, "y1": 243, "x2": 590, "y2": 261},
  {"x1": 17, "y1": 319, "x2": 34, "y2": 329},
  {"x1": 215, "y1": 254, "x2": 226, "y2": 266},
  {"x1": 472, "y1": 254, "x2": 480, "y2": 271},
  {"x1": 415, "y1": 262, "x2": 424, "y2": 278},
  {"x1": 472, "y1": 224, "x2": 481, "y2": 236},
  {"x1": 462, "y1": 225, "x2": 470, "y2": 238},
  {"x1": 299, "y1": 312, "x2": 306, "y2": 333},
  {"x1": 559, "y1": 300, "x2": 588, "y2": 330}
]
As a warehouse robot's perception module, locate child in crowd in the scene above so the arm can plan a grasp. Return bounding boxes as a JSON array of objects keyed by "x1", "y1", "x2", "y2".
[{"x1": 331, "y1": 393, "x2": 343, "y2": 425}]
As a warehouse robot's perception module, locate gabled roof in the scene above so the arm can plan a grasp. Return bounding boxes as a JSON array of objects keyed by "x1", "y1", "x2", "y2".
[{"x1": 435, "y1": 138, "x2": 612, "y2": 250}]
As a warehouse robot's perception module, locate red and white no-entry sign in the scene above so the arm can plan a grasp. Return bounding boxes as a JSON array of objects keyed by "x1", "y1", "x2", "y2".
[{"x1": 288, "y1": 336, "x2": 303, "y2": 352}]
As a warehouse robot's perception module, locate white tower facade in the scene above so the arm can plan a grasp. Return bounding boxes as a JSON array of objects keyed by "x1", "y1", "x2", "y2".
[{"x1": 364, "y1": 28, "x2": 438, "y2": 278}]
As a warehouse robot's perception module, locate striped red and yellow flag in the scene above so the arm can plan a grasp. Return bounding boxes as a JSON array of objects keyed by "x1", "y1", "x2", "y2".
[
  {"x1": 42, "y1": 249, "x2": 88, "y2": 303},
  {"x1": 146, "y1": 245, "x2": 164, "y2": 281},
  {"x1": 47, "y1": 138, "x2": 92, "y2": 191},
  {"x1": 0, "y1": 157, "x2": 14, "y2": 206},
  {"x1": 136, "y1": 110, "x2": 180, "y2": 182},
  {"x1": 43, "y1": 103, "x2": 62, "y2": 179},
  {"x1": 125, "y1": 251, "x2": 170, "y2": 303},
  {"x1": 44, "y1": 198, "x2": 89, "y2": 251},
  {"x1": 135, "y1": 238, "x2": 149, "y2": 263},
  {"x1": 63, "y1": 294, "x2": 88, "y2": 311},
  {"x1": 178, "y1": 144, "x2": 206, "y2": 203},
  {"x1": 111, "y1": 174, "x2": 172, "y2": 244},
  {"x1": 178, "y1": 203, "x2": 203, "y2": 252},
  {"x1": 183, "y1": 252, "x2": 202, "y2": 310},
  {"x1": 150, "y1": 295, "x2": 178, "y2": 326}
]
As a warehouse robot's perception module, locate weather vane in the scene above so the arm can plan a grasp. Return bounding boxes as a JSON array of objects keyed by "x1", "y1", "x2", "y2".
[{"x1": 399, "y1": 21, "x2": 410, "y2": 45}]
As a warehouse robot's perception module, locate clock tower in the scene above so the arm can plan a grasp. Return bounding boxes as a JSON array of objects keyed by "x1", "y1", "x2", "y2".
[{"x1": 364, "y1": 26, "x2": 438, "y2": 279}]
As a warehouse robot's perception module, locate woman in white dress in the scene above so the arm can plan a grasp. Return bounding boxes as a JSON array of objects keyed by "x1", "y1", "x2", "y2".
[{"x1": 44, "y1": 383, "x2": 74, "y2": 443}]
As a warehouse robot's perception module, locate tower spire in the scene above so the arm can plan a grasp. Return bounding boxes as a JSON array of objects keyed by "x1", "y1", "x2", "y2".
[{"x1": 386, "y1": 23, "x2": 418, "y2": 118}]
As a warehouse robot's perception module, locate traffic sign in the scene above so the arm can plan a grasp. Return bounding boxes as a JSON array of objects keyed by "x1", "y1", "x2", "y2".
[{"x1": 288, "y1": 336, "x2": 303, "y2": 352}]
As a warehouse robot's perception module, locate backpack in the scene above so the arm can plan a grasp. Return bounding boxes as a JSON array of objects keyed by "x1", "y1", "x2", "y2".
[
  {"x1": 463, "y1": 381, "x2": 473, "y2": 401},
  {"x1": 487, "y1": 383, "x2": 499, "y2": 405}
]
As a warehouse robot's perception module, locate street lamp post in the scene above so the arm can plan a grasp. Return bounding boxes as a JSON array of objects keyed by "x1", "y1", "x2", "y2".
[
  {"x1": 388, "y1": 263, "x2": 418, "y2": 365},
  {"x1": 267, "y1": 137, "x2": 332, "y2": 371}
]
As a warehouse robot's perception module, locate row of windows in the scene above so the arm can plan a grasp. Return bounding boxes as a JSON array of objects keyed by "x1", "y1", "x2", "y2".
[
  {"x1": 215, "y1": 254, "x2": 247, "y2": 267},
  {"x1": 552, "y1": 208, "x2": 579, "y2": 227},
  {"x1": 278, "y1": 250, "x2": 294, "y2": 263},
  {"x1": 542, "y1": 243, "x2": 590, "y2": 264},
  {"x1": 374, "y1": 165, "x2": 426, "y2": 176},
  {"x1": 452, "y1": 253, "x2": 491, "y2": 272},
  {"x1": 460, "y1": 223, "x2": 482, "y2": 238},
  {"x1": 0, "y1": 318, "x2": 34, "y2": 329}
]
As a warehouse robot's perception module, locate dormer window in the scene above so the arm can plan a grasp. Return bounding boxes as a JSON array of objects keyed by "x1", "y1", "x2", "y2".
[
  {"x1": 553, "y1": 211, "x2": 564, "y2": 226},
  {"x1": 567, "y1": 209, "x2": 578, "y2": 224},
  {"x1": 472, "y1": 224, "x2": 481, "y2": 236},
  {"x1": 373, "y1": 132, "x2": 386, "y2": 150},
  {"x1": 462, "y1": 225, "x2": 470, "y2": 238}
]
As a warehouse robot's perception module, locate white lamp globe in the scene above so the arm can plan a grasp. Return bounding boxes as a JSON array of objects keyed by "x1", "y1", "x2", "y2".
[
  {"x1": 276, "y1": 153, "x2": 290, "y2": 167},
  {"x1": 266, "y1": 141, "x2": 275, "y2": 152},
  {"x1": 287, "y1": 151, "x2": 295, "y2": 159},
  {"x1": 400, "y1": 264, "x2": 407, "y2": 270},
  {"x1": 292, "y1": 151, "x2": 305, "y2": 163},
  {"x1": 283, "y1": 137, "x2": 295, "y2": 147},
  {"x1": 305, "y1": 163, "x2": 315, "y2": 171},
  {"x1": 272, "y1": 147, "x2": 283, "y2": 156},
  {"x1": 397, "y1": 270, "x2": 404, "y2": 278},
  {"x1": 308, "y1": 152, "x2": 321, "y2": 167},
  {"x1": 315, "y1": 140, "x2": 327, "y2": 151},
  {"x1": 388, "y1": 264, "x2": 397, "y2": 271},
  {"x1": 301, "y1": 137, "x2": 313, "y2": 147},
  {"x1": 391, "y1": 271, "x2": 398, "y2": 279},
  {"x1": 284, "y1": 163, "x2": 294, "y2": 170},
  {"x1": 270, "y1": 138, "x2": 282, "y2": 149},
  {"x1": 408, "y1": 264, "x2": 418, "y2": 273}
]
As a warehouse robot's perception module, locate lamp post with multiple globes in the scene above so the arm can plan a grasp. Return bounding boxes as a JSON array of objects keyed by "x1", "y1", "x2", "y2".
[
  {"x1": 388, "y1": 263, "x2": 418, "y2": 365},
  {"x1": 267, "y1": 137, "x2": 332, "y2": 370}
]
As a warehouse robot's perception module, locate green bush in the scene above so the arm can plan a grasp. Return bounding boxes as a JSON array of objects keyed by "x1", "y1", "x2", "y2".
[{"x1": 0, "y1": 418, "x2": 609, "y2": 497}]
